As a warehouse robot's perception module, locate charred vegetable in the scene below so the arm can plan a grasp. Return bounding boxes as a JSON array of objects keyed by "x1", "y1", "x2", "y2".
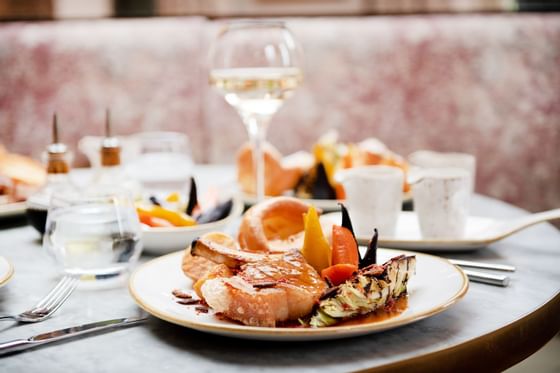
[
  {"x1": 295, "y1": 163, "x2": 337, "y2": 200},
  {"x1": 312, "y1": 163, "x2": 337, "y2": 199},
  {"x1": 338, "y1": 203, "x2": 356, "y2": 237},
  {"x1": 360, "y1": 228, "x2": 378, "y2": 269},
  {"x1": 196, "y1": 199, "x2": 233, "y2": 224},
  {"x1": 310, "y1": 255, "x2": 416, "y2": 327},
  {"x1": 149, "y1": 195, "x2": 162, "y2": 206},
  {"x1": 186, "y1": 177, "x2": 198, "y2": 216}
]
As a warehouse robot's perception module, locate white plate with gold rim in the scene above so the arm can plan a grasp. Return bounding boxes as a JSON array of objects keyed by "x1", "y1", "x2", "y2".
[
  {"x1": 322, "y1": 209, "x2": 560, "y2": 251},
  {"x1": 0, "y1": 256, "x2": 14, "y2": 287},
  {"x1": 128, "y1": 248, "x2": 468, "y2": 341}
]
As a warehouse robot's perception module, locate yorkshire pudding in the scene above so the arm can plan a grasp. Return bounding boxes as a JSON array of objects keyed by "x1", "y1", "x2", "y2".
[{"x1": 237, "y1": 196, "x2": 311, "y2": 253}]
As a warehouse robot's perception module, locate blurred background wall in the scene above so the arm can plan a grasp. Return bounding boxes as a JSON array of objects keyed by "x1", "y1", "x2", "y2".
[{"x1": 1, "y1": 0, "x2": 560, "y2": 20}]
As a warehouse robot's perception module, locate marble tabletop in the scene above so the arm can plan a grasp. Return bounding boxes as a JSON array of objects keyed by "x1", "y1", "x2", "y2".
[{"x1": 0, "y1": 165, "x2": 559, "y2": 372}]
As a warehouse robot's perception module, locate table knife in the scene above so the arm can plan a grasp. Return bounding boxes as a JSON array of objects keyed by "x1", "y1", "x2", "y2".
[
  {"x1": 463, "y1": 269, "x2": 510, "y2": 287},
  {"x1": 0, "y1": 315, "x2": 148, "y2": 356},
  {"x1": 449, "y1": 259, "x2": 516, "y2": 272}
]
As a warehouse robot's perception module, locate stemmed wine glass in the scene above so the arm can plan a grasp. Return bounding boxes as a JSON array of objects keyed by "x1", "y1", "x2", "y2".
[{"x1": 208, "y1": 20, "x2": 303, "y2": 202}]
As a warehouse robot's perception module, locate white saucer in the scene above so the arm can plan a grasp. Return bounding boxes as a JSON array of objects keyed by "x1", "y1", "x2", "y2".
[{"x1": 322, "y1": 209, "x2": 560, "y2": 251}]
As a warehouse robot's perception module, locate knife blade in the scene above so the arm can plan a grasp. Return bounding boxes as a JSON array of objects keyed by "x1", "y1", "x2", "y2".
[
  {"x1": 463, "y1": 269, "x2": 510, "y2": 287},
  {"x1": 449, "y1": 259, "x2": 516, "y2": 272},
  {"x1": 0, "y1": 315, "x2": 148, "y2": 356}
]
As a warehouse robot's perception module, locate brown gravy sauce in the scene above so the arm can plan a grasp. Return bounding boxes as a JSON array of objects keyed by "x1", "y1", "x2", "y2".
[
  {"x1": 336, "y1": 296, "x2": 408, "y2": 326},
  {"x1": 172, "y1": 287, "x2": 408, "y2": 328},
  {"x1": 278, "y1": 296, "x2": 408, "y2": 328}
]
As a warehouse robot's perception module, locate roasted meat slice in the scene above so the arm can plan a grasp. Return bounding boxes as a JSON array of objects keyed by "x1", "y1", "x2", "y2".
[
  {"x1": 182, "y1": 251, "x2": 217, "y2": 281},
  {"x1": 182, "y1": 232, "x2": 240, "y2": 281},
  {"x1": 190, "y1": 237, "x2": 274, "y2": 268},
  {"x1": 193, "y1": 244, "x2": 326, "y2": 327}
]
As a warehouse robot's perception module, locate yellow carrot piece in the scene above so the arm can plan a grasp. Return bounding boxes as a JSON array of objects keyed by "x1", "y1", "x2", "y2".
[
  {"x1": 166, "y1": 192, "x2": 181, "y2": 203},
  {"x1": 136, "y1": 206, "x2": 196, "y2": 227},
  {"x1": 301, "y1": 206, "x2": 332, "y2": 273}
]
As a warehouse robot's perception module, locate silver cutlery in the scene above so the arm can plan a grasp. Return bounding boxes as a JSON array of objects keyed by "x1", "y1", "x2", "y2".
[
  {"x1": 463, "y1": 269, "x2": 510, "y2": 287},
  {"x1": 0, "y1": 314, "x2": 148, "y2": 355},
  {"x1": 449, "y1": 259, "x2": 516, "y2": 272},
  {"x1": 448, "y1": 259, "x2": 514, "y2": 287},
  {"x1": 0, "y1": 275, "x2": 79, "y2": 323}
]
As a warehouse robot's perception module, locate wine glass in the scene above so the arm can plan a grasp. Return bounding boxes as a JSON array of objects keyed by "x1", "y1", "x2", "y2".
[
  {"x1": 43, "y1": 186, "x2": 142, "y2": 282},
  {"x1": 208, "y1": 20, "x2": 303, "y2": 202}
]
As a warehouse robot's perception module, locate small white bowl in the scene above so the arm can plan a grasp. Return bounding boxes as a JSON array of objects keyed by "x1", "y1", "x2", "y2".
[{"x1": 140, "y1": 196, "x2": 244, "y2": 255}]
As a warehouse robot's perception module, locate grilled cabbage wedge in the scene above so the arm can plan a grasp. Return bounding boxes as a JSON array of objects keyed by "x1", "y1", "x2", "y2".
[{"x1": 310, "y1": 255, "x2": 416, "y2": 327}]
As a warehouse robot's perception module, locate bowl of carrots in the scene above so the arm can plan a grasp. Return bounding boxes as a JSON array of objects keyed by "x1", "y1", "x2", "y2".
[{"x1": 138, "y1": 178, "x2": 244, "y2": 254}]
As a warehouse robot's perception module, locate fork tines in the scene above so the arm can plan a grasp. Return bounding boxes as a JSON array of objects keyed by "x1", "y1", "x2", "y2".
[{"x1": 27, "y1": 275, "x2": 79, "y2": 316}]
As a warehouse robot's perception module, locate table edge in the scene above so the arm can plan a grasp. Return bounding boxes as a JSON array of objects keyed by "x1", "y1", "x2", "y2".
[{"x1": 357, "y1": 291, "x2": 560, "y2": 373}]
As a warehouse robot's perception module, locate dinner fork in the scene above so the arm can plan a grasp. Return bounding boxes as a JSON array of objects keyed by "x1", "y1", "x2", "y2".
[{"x1": 0, "y1": 275, "x2": 79, "y2": 323}]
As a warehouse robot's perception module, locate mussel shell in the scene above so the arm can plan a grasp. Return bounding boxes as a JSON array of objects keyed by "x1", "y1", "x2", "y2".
[
  {"x1": 196, "y1": 199, "x2": 233, "y2": 224},
  {"x1": 294, "y1": 162, "x2": 337, "y2": 200},
  {"x1": 311, "y1": 163, "x2": 337, "y2": 199}
]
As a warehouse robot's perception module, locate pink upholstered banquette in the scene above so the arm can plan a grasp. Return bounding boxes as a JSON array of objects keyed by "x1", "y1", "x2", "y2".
[{"x1": 0, "y1": 15, "x2": 559, "y2": 213}]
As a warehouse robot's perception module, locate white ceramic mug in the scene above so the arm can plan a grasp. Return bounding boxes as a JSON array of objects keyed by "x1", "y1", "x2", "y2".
[
  {"x1": 412, "y1": 167, "x2": 470, "y2": 239},
  {"x1": 408, "y1": 150, "x2": 476, "y2": 194},
  {"x1": 335, "y1": 165, "x2": 403, "y2": 238}
]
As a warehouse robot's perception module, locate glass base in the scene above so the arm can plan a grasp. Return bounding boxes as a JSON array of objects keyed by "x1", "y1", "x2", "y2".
[{"x1": 64, "y1": 266, "x2": 130, "y2": 290}]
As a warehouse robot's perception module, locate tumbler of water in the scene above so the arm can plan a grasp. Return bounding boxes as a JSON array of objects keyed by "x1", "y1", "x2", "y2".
[{"x1": 43, "y1": 186, "x2": 142, "y2": 281}]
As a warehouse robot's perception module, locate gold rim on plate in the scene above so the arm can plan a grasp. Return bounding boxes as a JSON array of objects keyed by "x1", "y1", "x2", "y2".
[
  {"x1": 128, "y1": 248, "x2": 468, "y2": 339},
  {"x1": 0, "y1": 201, "x2": 27, "y2": 218},
  {"x1": 0, "y1": 256, "x2": 15, "y2": 287}
]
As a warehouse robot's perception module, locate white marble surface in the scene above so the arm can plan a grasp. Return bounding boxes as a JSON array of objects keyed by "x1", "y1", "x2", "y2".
[{"x1": 0, "y1": 166, "x2": 559, "y2": 372}]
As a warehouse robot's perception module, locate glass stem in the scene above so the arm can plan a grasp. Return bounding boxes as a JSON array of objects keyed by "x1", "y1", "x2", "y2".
[{"x1": 245, "y1": 115, "x2": 270, "y2": 202}]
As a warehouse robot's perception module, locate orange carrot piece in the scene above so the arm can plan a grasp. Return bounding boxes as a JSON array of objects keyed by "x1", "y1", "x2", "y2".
[
  {"x1": 138, "y1": 211, "x2": 174, "y2": 228},
  {"x1": 321, "y1": 264, "x2": 358, "y2": 286},
  {"x1": 331, "y1": 225, "x2": 360, "y2": 267}
]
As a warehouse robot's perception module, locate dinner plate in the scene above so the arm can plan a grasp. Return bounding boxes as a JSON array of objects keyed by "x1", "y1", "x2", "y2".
[
  {"x1": 0, "y1": 201, "x2": 26, "y2": 219},
  {"x1": 322, "y1": 209, "x2": 560, "y2": 251},
  {"x1": 0, "y1": 256, "x2": 14, "y2": 287},
  {"x1": 242, "y1": 192, "x2": 412, "y2": 213},
  {"x1": 141, "y1": 197, "x2": 244, "y2": 254},
  {"x1": 129, "y1": 248, "x2": 468, "y2": 341}
]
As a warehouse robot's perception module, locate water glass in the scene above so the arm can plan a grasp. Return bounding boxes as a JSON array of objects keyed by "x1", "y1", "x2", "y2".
[
  {"x1": 43, "y1": 187, "x2": 142, "y2": 279},
  {"x1": 126, "y1": 131, "x2": 194, "y2": 194}
]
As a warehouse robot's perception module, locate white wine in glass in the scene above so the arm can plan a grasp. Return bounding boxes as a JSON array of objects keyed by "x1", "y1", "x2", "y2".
[{"x1": 209, "y1": 22, "x2": 303, "y2": 202}]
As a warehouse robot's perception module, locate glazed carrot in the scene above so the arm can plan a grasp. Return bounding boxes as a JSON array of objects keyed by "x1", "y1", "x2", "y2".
[
  {"x1": 331, "y1": 225, "x2": 360, "y2": 267},
  {"x1": 149, "y1": 217, "x2": 175, "y2": 228},
  {"x1": 138, "y1": 211, "x2": 174, "y2": 228},
  {"x1": 302, "y1": 206, "x2": 332, "y2": 273},
  {"x1": 138, "y1": 211, "x2": 153, "y2": 226},
  {"x1": 335, "y1": 183, "x2": 346, "y2": 200},
  {"x1": 321, "y1": 264, "x2": 358, "y2": 286},
  {"x1": 137, "y1": 206, "x2": 196, "y2": 227}
]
